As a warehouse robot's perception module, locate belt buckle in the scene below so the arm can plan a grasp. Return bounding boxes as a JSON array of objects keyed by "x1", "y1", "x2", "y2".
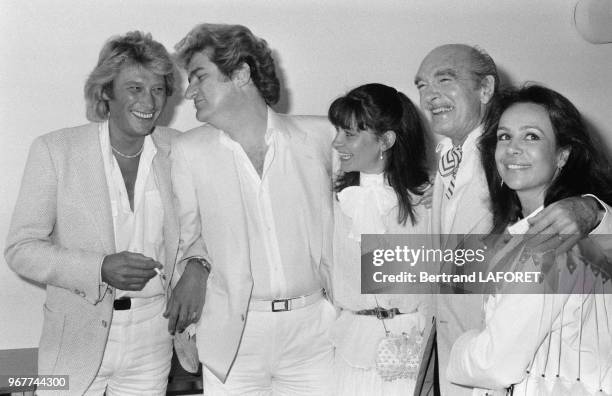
[
  {"x1": 272, "y1": 299, "x2": 289, "y2": 312},
  {"x1": 376, "y1": 307, "x2": 394, "y2": 320}
]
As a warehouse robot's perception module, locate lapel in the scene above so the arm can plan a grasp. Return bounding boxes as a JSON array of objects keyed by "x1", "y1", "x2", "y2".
[
  {"x1": 206, "y1": 131, "x2": 250, "y2": 246},
  {"x1": 431, "y1": 173, "x2": 447, "y2": 247},
  {"x1": 75, "y1": 124, "x2": 115, "y2": 253},
  {"x1": 449, "y1": 175, "x2": 492, "y2": 236},
  {"x1": 151, "y1": 131, "x2": 179, "y2": 279}
]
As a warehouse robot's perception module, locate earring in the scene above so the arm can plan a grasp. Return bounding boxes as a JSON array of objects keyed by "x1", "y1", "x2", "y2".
[
  {"x1": 500, "y1": 179, "x2": 504, "y2": 188},
  {"x1": 379, "y1": 148, "x2": 384, "y2": 160}
]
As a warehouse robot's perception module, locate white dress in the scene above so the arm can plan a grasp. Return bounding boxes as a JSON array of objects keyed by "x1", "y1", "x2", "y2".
[
  {"x1": 446, "y1": 215, "x2": 612, "y2": 395},
  {"x1": 330, "y1": 172, "x2": 432, "y2": 396}
]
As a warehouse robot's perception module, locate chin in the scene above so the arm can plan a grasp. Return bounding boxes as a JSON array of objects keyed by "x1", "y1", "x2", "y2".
[{"x1": 339, "y1": 164, "x2": 357, "y2": 173}]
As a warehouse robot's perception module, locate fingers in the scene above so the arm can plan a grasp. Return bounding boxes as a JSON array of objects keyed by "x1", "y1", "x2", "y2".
[
  {"x1": 175, "y1": 304, "x2": 192, "y2": 333},
  {"x1": 121, "y1": 252, "x2": 163, "y2": 270},
  {"x1": 525, "y1": 210, "x2": 551, "y2": 237},
  {"x1": 166, "y1": 297, "x2": 180, "y2": 334},
  {"x1": 165, "y1": 275, "x2": 206, "y2": 335},
  {"x1": 124, "y1": 282, "x2": 149, "y2": 291},
  {"x1": 165, "y1": 296, "x2": 198, "y2": 334},
  {"x1": 102, "y1": 252, "x2": 164, "y2": 290},
  {"x1": 555, "y1": 234, "x2": 581, "y2": 255}
]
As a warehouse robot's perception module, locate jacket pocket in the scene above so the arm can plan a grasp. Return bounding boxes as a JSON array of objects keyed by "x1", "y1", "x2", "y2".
[{"x1": 38, "y1": 304, "x2": 66, "y2": 374}]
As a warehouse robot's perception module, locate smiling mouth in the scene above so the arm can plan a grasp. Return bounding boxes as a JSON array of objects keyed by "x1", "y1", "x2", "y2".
[
  {"x1": 506, "y1": 164, "x2": 531, "y2": 170},
  {"x1": 430, "y1": 106, "x2": 454, "y2": 115},
  {"x1": 132, "y1": 110, "x2": 154, "y2": 119},
  {"x1": 337, "y1": 152, "x2": 353, "y2": 161}
]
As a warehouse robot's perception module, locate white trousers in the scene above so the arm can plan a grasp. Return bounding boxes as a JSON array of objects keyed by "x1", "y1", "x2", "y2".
[
  {"x1": 84, "y1": 296, "x2": 172, "y2": 396},
  {"x1": 203, "y1": 299, "x2": 336, "y2": 396}
]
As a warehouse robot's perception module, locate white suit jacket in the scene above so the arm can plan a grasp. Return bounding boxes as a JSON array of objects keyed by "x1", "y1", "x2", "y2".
[
  {"x1": 4, "y1": 123, "x2": 183, "y2": 395},
  {"x1": 170, "y1": 110, "x2": 334, "y2": 382},
  {"x1": 430, "y1": 132, "x2": 494, "y2": 396}
]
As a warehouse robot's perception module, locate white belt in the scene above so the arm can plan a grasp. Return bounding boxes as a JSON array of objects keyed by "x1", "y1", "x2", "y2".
[{"x1": 248, "y1": 289, "x2": 325, "y2": 312}]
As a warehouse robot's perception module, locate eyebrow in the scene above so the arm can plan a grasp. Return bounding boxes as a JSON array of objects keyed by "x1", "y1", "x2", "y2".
[
  {"x1": 187, "y1": 67, "x2": 205, "y2": 83},
  {"x1": 414, "y1": 68, "x2": 459, "y2": 85},
  {"x1": 434, "y1": 68, "x2": 458, "y2": 78},
  {"x1": 519, "y1": 125, "x2": 544, "y2": 133},
  {"x1": 496, "y1": 125, "x2": 545, "y2": 133}
]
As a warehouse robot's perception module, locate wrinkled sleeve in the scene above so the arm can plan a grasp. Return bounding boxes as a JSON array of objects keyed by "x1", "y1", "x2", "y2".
[
  {"x1": 4, "y1": 137, "x2": 107, "y2": 304},
  {"x1": 446, "y1": 242, "x2": 578, "y2": 393},
  {"x1": 170, "y1": 138, "x2": 212, "y2": 276}
]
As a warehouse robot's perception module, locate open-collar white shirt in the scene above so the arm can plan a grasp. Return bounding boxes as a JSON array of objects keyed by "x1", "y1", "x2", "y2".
[
  {"x1": 99, "y1": 121, "x2": 166, "y2": 299},
  {"x1": 217, "y1": 109, "x2": 320, "y2": 299}
]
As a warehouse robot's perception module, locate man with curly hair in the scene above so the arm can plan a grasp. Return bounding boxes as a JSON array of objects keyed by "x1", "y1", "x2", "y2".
[{"x1": 167, "y1": 23, "x2": 336, "y2": 395}]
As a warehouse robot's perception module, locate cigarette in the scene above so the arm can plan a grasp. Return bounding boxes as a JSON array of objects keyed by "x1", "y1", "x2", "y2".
[{"x1": 154, "y1": 267, "x2": 167, "y2": 280}]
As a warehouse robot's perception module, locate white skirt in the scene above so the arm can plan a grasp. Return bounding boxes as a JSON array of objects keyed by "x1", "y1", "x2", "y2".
[{"x1": 331, "y1": 309, "x2": 425, "y2": 396}]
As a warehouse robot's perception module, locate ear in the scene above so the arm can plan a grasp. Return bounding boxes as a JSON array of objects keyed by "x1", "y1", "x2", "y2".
[
  {"x1": 479, "y1": 75, "x2": 495, "y2": 105},
  {"x1": 381, "y1": 130, "x2": 397, "y2": 152},
  {"x1": 557, "y1": 147, "x2": 570, "y2": 169},
  {"x1": 232, "y1": 62, "x2": 252, "y2": 87}
]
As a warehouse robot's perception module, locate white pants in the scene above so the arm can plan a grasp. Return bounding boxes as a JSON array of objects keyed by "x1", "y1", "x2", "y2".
[
  {"x1": 84, "y1": 296, "x2": 172, "y2": 396},
  {"x1": 203, "y1": 299, "x2": 336, "y2": 396}
]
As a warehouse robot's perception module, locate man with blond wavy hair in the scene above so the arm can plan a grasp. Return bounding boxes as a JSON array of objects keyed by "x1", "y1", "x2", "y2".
[{"x1": 5, "y1": 31, "x2": 190, "y2": 395}]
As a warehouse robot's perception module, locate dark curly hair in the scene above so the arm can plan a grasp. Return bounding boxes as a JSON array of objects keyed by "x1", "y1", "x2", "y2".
[
  {"x1": 329, "y1": 83, "x2": 430, "y2": 226},
  {"x1": 175, "y1": 23, "x2": 280, "y2": 105},
  {"x1": 480, "y1": 84, "x2": 612, "y2": 233}
]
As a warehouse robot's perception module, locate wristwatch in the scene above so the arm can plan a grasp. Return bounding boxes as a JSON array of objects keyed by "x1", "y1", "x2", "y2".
[{"x1": 186, "y1": 257, "x2": 212, "y2": 274}]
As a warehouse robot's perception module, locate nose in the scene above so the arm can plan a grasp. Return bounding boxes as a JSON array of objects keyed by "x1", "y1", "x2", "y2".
[
  {"x1": 332, "y1": 130, "x2": 345, "y2": 148},
  {"x1": 420, "y1": 84, "x2": 439, "y2": 104},
  {"x1": 185, "y1": 80, "x2": 197, "y2": 100},
  {"x1": 139, "y1": 90, "x2": 154, "y2": 108},
  {"x1": 506, "y1": 139, "x2": 523, "y2": 155}
]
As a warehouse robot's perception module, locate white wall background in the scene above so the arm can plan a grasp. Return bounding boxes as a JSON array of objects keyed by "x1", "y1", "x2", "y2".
[{"x1": 1, "y1": 0, "x2": 611, "y2": 349}]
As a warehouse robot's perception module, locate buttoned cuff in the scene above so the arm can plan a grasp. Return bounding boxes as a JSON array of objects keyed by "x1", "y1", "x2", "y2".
[{"x1": 582, "y1": 194, "x2": 610, "y2": 234}]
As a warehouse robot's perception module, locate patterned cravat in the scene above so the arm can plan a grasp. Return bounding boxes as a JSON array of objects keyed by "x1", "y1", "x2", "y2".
[{"x1": 438, "y1": 145, "x2": 463, "y2": 199}]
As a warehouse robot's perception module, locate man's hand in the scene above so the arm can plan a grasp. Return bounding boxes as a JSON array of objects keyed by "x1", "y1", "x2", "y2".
[
  {"x1": 164, "y1": 260, "x2": 208, "y2": 335},
  {"x1": 525, "y1": 196, "x2": 601, "y2": 254},
  {"x1": 101, "y1": 251, "x2": 162, "y2": 290}
]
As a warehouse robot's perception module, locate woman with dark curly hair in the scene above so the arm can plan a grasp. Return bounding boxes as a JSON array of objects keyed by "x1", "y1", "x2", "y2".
[
  {"x1": 447, "y1": 84, "x2": 612, "y2": 395},
  {"x1": 328, "y1": 83, "x2": 432, "y2": 395}
]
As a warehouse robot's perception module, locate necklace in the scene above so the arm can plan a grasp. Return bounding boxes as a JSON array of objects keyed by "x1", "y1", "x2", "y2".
[{"x1": 111, "y1": 143, "x2": 144, "y2": 159}]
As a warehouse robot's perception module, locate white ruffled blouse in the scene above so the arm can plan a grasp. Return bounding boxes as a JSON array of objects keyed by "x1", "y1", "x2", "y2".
[{"x1": 331, "y1": 172, "x2": 432, "y2": 369}]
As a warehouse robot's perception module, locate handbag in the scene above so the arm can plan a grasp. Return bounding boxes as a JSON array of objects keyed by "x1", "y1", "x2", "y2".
[{"x1": 374, "y1": 298, "x2": 423, "y2": 381}]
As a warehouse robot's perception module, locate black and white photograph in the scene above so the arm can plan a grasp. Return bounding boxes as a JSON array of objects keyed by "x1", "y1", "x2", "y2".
[{"x1": 1, "y1": 0, "x2": 611, "y2": 395}]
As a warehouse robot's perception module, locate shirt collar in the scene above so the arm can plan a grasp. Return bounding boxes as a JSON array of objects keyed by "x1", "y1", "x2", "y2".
[
  {"x1": 219, "y1": 106, "x2": 281, "y2": 149},
  {"x1": 359, "y1": 172, "x2": 387, "y2": 188},
  {"x1": 435, "y1": 124, "x2": 483, "y2": 154}
]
